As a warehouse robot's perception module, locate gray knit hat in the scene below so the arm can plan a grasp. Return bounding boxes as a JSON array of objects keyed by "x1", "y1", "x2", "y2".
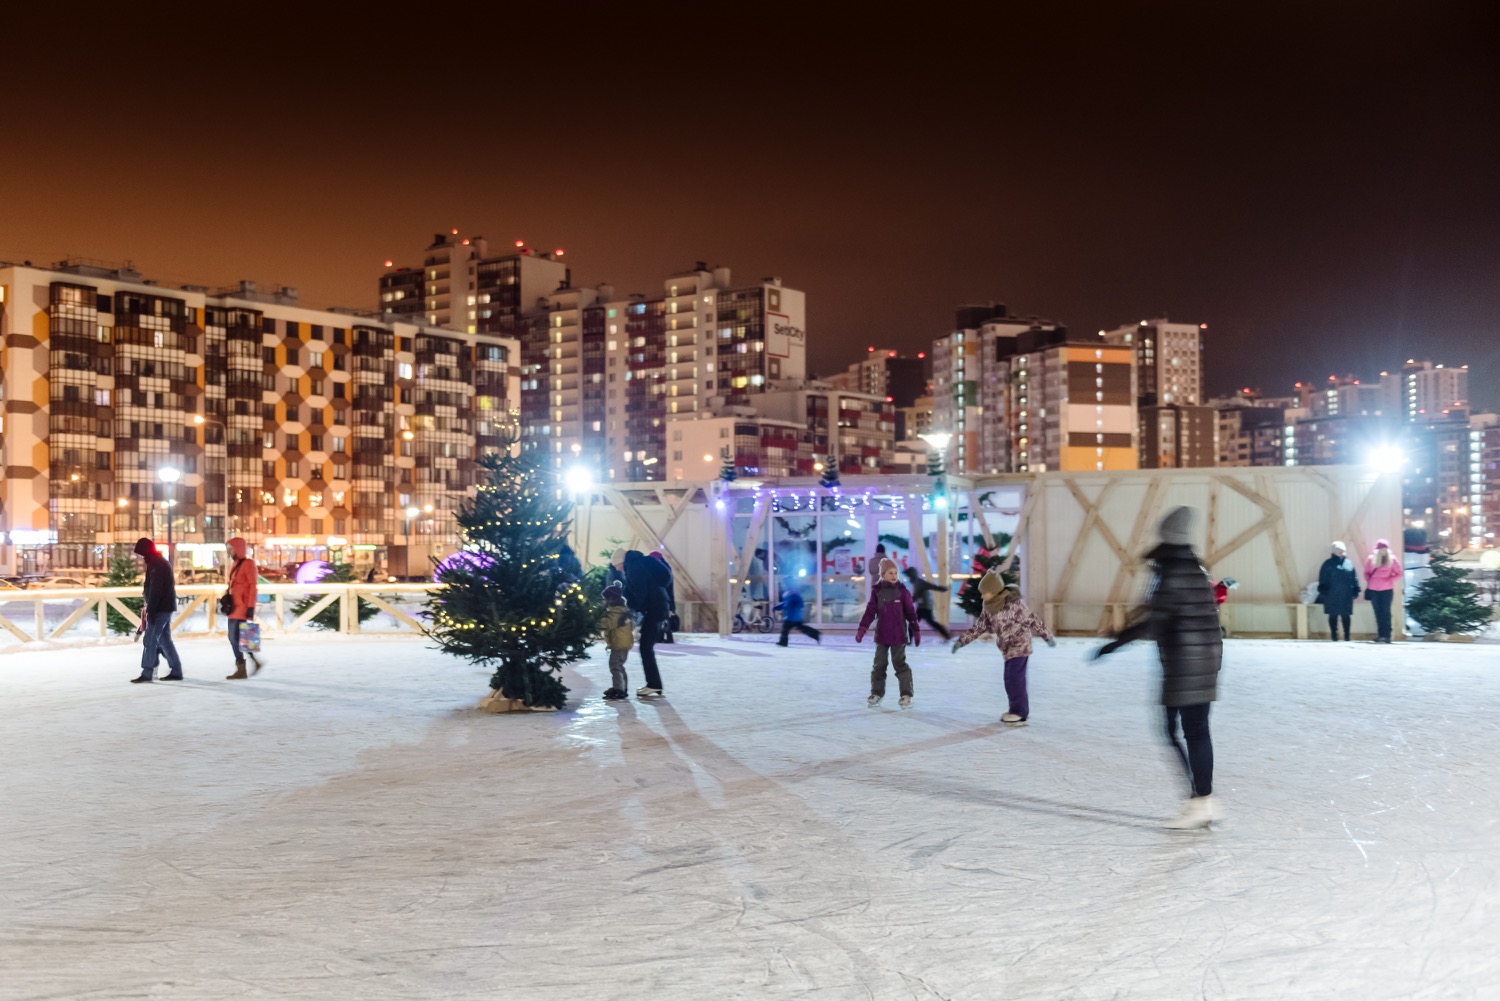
[{"x1": 1158, "y1": 506, "x2": 1195, "y2": 546}]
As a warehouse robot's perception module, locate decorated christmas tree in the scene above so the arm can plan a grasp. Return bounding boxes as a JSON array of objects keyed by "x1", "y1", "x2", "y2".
[
  {"x1": 290, "y1": 559, "x2": 379, "y2": 630},
  {"x1": 956, "y1": 537, "x2": 1017, "y2": 619},
  {"x1": 101, "y1": 555, "x2": 142, "y2": 635},
  {"x1": 818, "y1": 455, "x2": 841, "y2": 490},
  {"x1": 426, "y1": 437, "x2": 593, "y2": 710},
  {"x1": 719, "y1": 447, "x2": 737, "y2": 482},
  {"x1": 1407, "y1": 550, "x2": 1490, "y2": 637}
]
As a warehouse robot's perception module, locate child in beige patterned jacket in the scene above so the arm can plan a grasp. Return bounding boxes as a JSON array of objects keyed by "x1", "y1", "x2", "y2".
[{"x1": 952, "y1": 571, "x2": 1054, "y2": 723}]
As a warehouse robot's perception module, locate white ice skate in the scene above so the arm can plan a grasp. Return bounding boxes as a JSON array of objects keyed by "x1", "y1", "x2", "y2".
[
  {"x1": 1164, "y1": 795, "x2": 1216, "y2": 830},
  {"x1": 867, "y1": 694, "x2": 882, "y2": 707},
  {"x1": 898, "y1": 695, "x2": 912, "y2": 708}
]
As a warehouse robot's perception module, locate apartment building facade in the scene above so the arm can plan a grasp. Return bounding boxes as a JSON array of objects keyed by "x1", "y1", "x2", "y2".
[
  {"x1": 1101, "y1": 317, "x2": 1213, "y2": 468},
  {"x1": 1, "y1": 260, "x2": 519, "y2": 577},
  {"x1": 1008, "y1": 340, "x2": 1137, "y2": 472}
]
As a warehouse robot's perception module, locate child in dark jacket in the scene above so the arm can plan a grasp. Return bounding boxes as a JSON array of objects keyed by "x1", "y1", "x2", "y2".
[
  {"x1": 600, "y1": 583, "x2": 633, "y2": 700},
  {"x1": 774, "y1": 580, "x2": 821, "y2": 646},
  {"x1": 856, "y1": 558, "x2": 921, "y2": 707}
]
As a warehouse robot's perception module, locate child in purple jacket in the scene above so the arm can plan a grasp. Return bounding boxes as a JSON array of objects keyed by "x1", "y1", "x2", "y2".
[{"x1": 856, "y1": 558, "x2": 922, "y2": 707}]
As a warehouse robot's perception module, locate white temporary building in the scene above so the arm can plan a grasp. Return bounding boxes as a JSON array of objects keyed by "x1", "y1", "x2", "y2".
[{"x1": 573, "y1": 465, "x2": 1402, "y2": 639}]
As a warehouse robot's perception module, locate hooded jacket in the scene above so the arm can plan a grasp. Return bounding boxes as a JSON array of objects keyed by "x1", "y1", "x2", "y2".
[
  {"x1": 623, "y1": 549, "x2": 670, "y2": 619},
  {"x1": 1364, "y1": 541, "x2": 1400, "y2": 592},
  {"x1": 1317, "y1": 552, "x2": 1361, "y2": 615},
  {"x1": 134, "y1": 537, "x2": 177, "y2": 616},
  {"x1": 954, "y1": 588, "x2": 1052, "y2": 660},
  {"x1": 1103, "y1": 542, "x2": 1222, "y2": 707},
  {"x1": 225, "y1": 537, "x2": 258, "y2": 621},
  {"x1": 856, "y1": 579, "x2": 920, "y2": 647}
]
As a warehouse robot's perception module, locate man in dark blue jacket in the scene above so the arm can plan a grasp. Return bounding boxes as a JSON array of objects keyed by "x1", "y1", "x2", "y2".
[
  {"x1": 623, "y1": 550, "x2": 669, "y2": 697},
  {"x1": 131, "y1": 537, "x2": 182, "y2": 683}
]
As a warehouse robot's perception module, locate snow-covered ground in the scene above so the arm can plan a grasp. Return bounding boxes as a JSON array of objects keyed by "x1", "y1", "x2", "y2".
[{"x1": 2, "y1": 632, "x2": 1497, "y2": 1000}]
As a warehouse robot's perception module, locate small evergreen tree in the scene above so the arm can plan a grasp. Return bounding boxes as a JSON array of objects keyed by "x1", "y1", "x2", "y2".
[
  {"x1": 1407, "y1": 550, "x2": 1490, "y2": 636},
  {"x1": 719, "y1": 447, "x2": 737, "y2": 482},
  {"x1": 290, "y1": 559, "x2": 379, "y2": 630},
  {"x1": 426, "y1": 440, "x2": 593, "y2": 709},
  {"x1": 101, "y1": 555, "x2": 142, "y2": 635},
  {"x1": 818, "y1": 455, "x2": 841, "y2": 490}
]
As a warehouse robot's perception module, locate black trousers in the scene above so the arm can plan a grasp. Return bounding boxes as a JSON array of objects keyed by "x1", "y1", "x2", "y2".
[
  {"x1": 777, "y1": 621, "x2": 820, "y2": 645},
  {"x1": 1164, "y1": 703, "x2": 1213, "y2": 797},
  {"x1": 1327, "y1": 612, "x2": 1351, "y2": 640},
  {"x1": 1369, "y1": 589, "x2": 1393, "y2": 640},
  {"x1": 639, "y1": 614, "x2": 663, "y2": 690},
  {"x1": 917, "y1": 609, "x2": 950, "y2": 641}
]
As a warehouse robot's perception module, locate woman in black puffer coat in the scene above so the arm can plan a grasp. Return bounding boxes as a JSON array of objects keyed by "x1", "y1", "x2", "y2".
[{"x1": 1094, "y1": 506, "x2": 1223, "y2": 829}]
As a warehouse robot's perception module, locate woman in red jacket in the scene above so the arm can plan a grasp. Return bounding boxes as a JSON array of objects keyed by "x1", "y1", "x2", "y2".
[
  {"x1": 225, "y1": 537, "x2": 261, "y2": 678},
  {"x1": 1364, "y1": 539, "x2": 1401, "y2": 643}
]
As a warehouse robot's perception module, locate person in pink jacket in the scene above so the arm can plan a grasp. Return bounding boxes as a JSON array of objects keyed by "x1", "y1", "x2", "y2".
[
  {"x1": 951, "y1": 571, "x2": 1054, "y2": 723},
  {"x1": 224, "y1": 537, "x2": 262, "y2": 678},
  {"x1": 1364, "y1": 539, "x2": 1400, "y2": 643}
]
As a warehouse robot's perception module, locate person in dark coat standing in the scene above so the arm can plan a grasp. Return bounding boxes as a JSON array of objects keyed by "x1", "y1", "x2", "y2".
[
  {"x1": 903, "y1": 566, "x2": 951, "y2": 640},
  {"x1": 556, "y1": 542, "x2": 583, "y2": 581},
  {"x1": 774, "y1": 579, "x2": 821, "y2": 646},
  {"x1": 623, "y1": 549, "x2": 670, "y2": 697},
  {"x1": 1092, "y1": 507, "x2": 1223, "y2": 829},
  {"x1": 1317, "y1": 541, "x2": 1361, "y2": 641},
  {"x1": 131, "y1": 537, "x2": 183, "y2": 683}
]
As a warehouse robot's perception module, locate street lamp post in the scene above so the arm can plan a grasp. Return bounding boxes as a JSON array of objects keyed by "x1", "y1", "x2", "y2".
[
  {"x1": 158, "y1": 466, "x2": 181, "y2": 569},
  {"x1": 918, "y1": 432, "x2": 954, "y2": 631}
]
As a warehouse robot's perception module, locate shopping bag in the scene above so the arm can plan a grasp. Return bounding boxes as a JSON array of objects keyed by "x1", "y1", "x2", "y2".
[{"x1": 238, "y1": 620, "x2": 262, "y2": 653}]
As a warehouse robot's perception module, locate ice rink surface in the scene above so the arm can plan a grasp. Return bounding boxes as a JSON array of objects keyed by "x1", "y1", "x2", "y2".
[{"x1": 2, "y1": 631, "x2": 1497, "y2": 1000}]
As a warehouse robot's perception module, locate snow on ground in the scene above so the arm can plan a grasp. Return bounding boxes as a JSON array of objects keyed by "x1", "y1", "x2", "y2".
[{"x1": 2, "y1": 631, "x2": 1497, "y2": 1000}]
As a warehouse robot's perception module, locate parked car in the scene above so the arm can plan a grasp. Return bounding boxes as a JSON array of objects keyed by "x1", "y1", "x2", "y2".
[
  {"x1": 27, "y1": 576, "x2": 93, "y2": 589},
  {"x1": 0, "y1": 578, "x2": 27, "y2": 591}
]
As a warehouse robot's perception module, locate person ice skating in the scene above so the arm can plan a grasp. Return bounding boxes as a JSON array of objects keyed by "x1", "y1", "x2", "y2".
[
  {"x1": 650, "y1": 550, "x2": 677, "y2": 642},
  {"x1": 1364, "y1": 539, "x2": 1399, "y2": 643},
  {"x1": 747, "y1": 548, "x2": 769, "y2": 602},
  {"x1": 903, "y1": 566, "x2": 951, "y2": 641},
  {"x1": 223, "y1": 537, "x2": 261, "y2": 679},
  {"x1": 856, "y1": 558, "x2": 920, "y2": 707},
  {"x1": 1091, "y1": 506, "x2": 1223, "y2": 829},
  {"x1": 951, "y1": 571, "x2": 1054, "y2": 723},
  {"x1": 774, "y1": 579, "x2": 821, "y2": 646},
  {"x1": 131, "y1": 537, "x2": 182, "y2": 683},
  {"x1": 1317, "y1": 541, "x2": 1361, "y2": 641},
  {"x1": 600, "y1": 582, "x2": 633, "y2": 700},
  {"x1": 623, "y1": 549, "x2": 670, "y2": 697}
]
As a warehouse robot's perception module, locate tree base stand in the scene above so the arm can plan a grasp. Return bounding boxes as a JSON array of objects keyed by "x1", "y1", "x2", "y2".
[{"x1": 478, "y1": 690, "x2": 560, "y2": 713}]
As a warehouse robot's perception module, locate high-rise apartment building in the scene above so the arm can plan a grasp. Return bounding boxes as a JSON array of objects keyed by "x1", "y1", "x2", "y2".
[
  {"x1": 930, "y1": 304, "x2": 1065, "y2": 474},
  {"x1": 1101, "y1": 318, "x2": 1213, "y2": 468},
  {"x1": 1401, "y1": 360, "x2": 1468, "y2": 420},
  {"x1": 1209, "y1": 392, "x2": 1307, "y2": 467},
  {"x1": 379, "y1": 231, "x2": 567, "y2": 335},
  {"x1": 2, "y1": 259, "x2": 519, "y2": 577},
  {"x1": 1007, "y1": 337, "x2": 1137, "y2": 473}
]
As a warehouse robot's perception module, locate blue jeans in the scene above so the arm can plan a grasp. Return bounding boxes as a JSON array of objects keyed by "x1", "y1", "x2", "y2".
[
  {"x1": 228, "y1": 618, "x2": 243, "y2": 659},
  {"x1": 141, "y1": 611, "x2": 181, "y2": 677}
]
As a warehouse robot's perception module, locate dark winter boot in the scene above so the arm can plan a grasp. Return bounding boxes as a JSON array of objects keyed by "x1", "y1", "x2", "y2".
[
  {"x1": 227, "y1": 659, "x2": 248, "y2": 680},
  {"x1": 160, "y1": 670, "x2": 184, "y2": 681},
  {"x1": 248, "y1": 652, "x2": 263, "y2": 675},
  {"x1": 130, "y1": 671, "x2": 153, "y2": 684}
]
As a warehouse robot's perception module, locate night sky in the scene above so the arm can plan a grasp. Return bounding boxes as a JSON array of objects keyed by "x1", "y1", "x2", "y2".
[{"x1": 3, "y1": 4, "x2": 1496, "y2": 406}]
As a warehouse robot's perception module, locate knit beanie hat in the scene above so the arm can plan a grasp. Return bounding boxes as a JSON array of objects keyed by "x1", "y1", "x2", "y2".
[
  {"x1": 878, "y1": 558, "x2": 898, "y2": 577},
  {"x1": 1331, "y1": 540, "x2": 1347, "y2": 554},
  {"x1": 978, "y1": 570, "x2": 1011, "y2": 616},
  {"x1": 1158, "y1": 506, "x2": 1194, "y2": 546},
  {"x1": 610, "y1": 547, "x2": 626, "y2": 568}
]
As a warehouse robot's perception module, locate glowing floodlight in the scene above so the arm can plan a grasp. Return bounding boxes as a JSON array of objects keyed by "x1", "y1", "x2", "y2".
[
  {"x1": 565, "y1": 466, "x2": 594, "y2": 496},
  {"x1": 1367, "y1": 444, "x2": 1405, "y2": 474}
]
